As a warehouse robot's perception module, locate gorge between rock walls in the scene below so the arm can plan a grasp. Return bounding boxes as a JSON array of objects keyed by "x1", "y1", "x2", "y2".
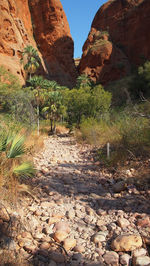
[{"x1": 0, "y1": 0, "x2": 150, "y2": 87}]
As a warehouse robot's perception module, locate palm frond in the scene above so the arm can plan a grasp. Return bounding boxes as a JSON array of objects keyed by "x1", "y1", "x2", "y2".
[
  {"x1": 0, "y1": 134, "x2": 7, "y2": 152},
  {"x1": 13, "y1": 162, "x2": 36, "y2": 177},
  {"x1": 7, "y1": 134, "x2": 26, "y2": 158},
  {"x1": 0, "y1": 132, "x2": 13, "y2": 152},
  {"x1": 42, "y1": 106, "x2": 50, "y2": 113}
]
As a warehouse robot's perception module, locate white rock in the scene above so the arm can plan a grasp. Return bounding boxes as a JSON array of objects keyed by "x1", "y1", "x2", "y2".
[
  {"x1": 132, "y1": 248, "x2": 147, "y2": 258},
  {"x1": 120, "y1": 254, "x2": 131, "y2": 265},
  {"x1": 133, "y1": 256, "x2": 150, "y2": 266},
  {"x1": 92, "y1": 232, "x2": 107, "y2": 243},
  {"x1": 117, "y1": 218, "x2": 130, "y2": 228}
]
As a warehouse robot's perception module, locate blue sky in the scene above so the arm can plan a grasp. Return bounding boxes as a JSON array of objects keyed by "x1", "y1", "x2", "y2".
[{"x1": 61, "y1": 0, "x2": 107, "y2": 58}]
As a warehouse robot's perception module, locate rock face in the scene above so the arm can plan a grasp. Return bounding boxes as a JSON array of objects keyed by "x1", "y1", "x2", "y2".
[
  {"x1": 29, "y1": 0, "x2": 77, "y2": 87},
  {"x1": 0, "y1": 0, "x2": 76, "y2": 87},
  {"x1": 0, "y1": 0, "x2": 36, "y2": 83},
  {"x1": 79, "y1": 0, "x2": 150, "y2": 84}
]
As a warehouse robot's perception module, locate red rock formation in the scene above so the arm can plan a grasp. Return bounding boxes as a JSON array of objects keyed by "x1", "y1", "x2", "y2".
[
  {"x1": 0, "y1": 0, "x2": 36, "y2": 83},
  {"x1": 79, "y1": 0, "x2": 150, "y2": 85},
  {"x1": 0, "y1": 0, "x2": 76, "y2": 87},
  {"x1": 29, "y1": 0, "x2": 77, "y2": 88}
]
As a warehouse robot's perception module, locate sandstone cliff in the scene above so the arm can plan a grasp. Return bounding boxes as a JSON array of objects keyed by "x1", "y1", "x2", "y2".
[
  {"x1": 0, "y1": 0, "x2": 76, "y2": 87},
  {"x1": 0, "y1": 0, "x2": 35, "y2": 83},
  {"x1": 79, "y1": 0, "x2": 150, "y2": 85},
  {"x1": 29, "y1": 0, "x2": 76, "y2": 88}
]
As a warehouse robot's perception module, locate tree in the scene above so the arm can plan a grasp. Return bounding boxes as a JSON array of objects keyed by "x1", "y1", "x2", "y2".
[
  {"x1": 88, "y1": 85, "x2": 112, "y2": 118},
  {"x1": 76, "y1": 74, "x2": 92, "y2": 88},
  {"x1": 63, "y1": 87, "x2": 91, "y2": 127},
  {"x1": 42, "y1": 82, "x2": 66, "y2": 134},
  {"x1": 28, "y1": 75, "x2": 47, "y2": 135},
  {"x1": 21, "y1": 46, "x2": 41, "y2": 80},
  {"x1": 63, "y1": 85, "x2": 111, "y2": 128}
]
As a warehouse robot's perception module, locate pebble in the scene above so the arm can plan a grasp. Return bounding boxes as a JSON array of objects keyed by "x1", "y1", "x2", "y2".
[
  {"x1": 63, "y1": 237, "x2": 76, "y2": 251},
  {"x1": 53, "y1": 230, "x2": 69, "y2": 242},
  {"x1": 92, "y1": 231, "x2": 107, "y2": 243},
  {"x1": 132, "y1": 248, "x2": 147, "y2": 258},
  {"x1": 133, "y1": 256, "x2": 150, "y2": 266},
  {"x1": 120, "y1": 253, "x2": 131, "y2": 265},
  {"x1": 103, "y1": 251, "x2": 119, "y2": 265},
  {"x1": 117, "y1": 218, "x2": 130, "y2": 228},
  {"x1": 40, "y1": 242, "x2": 51, "y2": 250}
]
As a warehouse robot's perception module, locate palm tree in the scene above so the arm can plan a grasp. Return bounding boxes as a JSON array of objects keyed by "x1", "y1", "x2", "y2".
[
  {"x1": 42, "y1": 83, "x2": 65, "y2": 134},
  {"x1": 21, "y1": 46, "x2": 41, "y2": 80},
  {"x1": 28, "y1": 77, "x2": 62, "y2": 135},
  {"x1": 28, "y1": 76, "x2": 49, "y2": 135},
  {"x1": 44, "y1": 80, "x2": 61, "y2": 91},
  {"x1": 76, "y1": 74, "x2": 92, "y2": 88}
]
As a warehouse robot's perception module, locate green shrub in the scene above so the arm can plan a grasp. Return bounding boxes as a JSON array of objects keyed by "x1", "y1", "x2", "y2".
[
  {"x1": 0, "y1": 67, "x2": 37, "y2": 132},
  {"x1": 63, "y1": 85, "x2": 111, "y2": 128},
  {"x1": 90, "y1": 40, "x2": 110, "y2": 52}
]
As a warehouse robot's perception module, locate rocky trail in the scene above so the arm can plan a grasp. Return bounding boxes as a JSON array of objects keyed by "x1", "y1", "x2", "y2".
[{"x1": 0, "y1": 134, "x2": 150, "y2": 266}]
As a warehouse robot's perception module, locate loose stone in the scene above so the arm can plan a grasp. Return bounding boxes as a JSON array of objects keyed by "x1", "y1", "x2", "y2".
[
  {"x1": 111, "y1": 234, "x2": 143, "y2": 252},
  {"x1": 63, "y1": 237, "x2": 76, "y2": 251},
  {"x1": 103, "y1": 251, "x2": 119, "y2": 265},
  {"x1": 117, "y1": 218, "x2": 130, "y2": 228},
  {"x1": 120, "y1": 254, "x2": 131, "y2": 265},
  {"x1": 92, "y1": 232, "x2": 107, "y2": 244},
  {"x1": 133, "y1": 256, "x2": 150, "y2": 266}
]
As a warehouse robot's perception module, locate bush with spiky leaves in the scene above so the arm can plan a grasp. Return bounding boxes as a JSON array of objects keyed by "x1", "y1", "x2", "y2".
[{"x1": 0, "y1": 132, "x2": 36, "y2": 184}]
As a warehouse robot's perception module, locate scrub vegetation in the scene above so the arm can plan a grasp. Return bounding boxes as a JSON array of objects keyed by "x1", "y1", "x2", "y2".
[{"x1": 0, "y1": 45, "x2": 150, "y2": 202}]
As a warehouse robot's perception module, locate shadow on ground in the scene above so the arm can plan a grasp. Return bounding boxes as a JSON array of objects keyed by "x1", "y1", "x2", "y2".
[{"x1": 31, "y1": 134, "x2": 150, "y2": 216}]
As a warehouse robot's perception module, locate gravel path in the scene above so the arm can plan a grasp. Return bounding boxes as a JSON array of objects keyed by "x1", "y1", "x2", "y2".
[{"x1": 1, "y1": 135, "x2": 150, "y2": 265}]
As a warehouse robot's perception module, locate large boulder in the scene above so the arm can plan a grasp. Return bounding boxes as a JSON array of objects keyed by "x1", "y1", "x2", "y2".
[{"x1": 79, "y1": 0, "x2": 150, "y2": 85}]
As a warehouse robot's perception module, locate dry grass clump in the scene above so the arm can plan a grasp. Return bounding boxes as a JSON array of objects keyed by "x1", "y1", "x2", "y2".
[
  {"x1": 25, "y1": 131, "x2": 45, "y2": 158},
  {"x1": 76, "y1": 111, "x2": 150, "y2": 167}
]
